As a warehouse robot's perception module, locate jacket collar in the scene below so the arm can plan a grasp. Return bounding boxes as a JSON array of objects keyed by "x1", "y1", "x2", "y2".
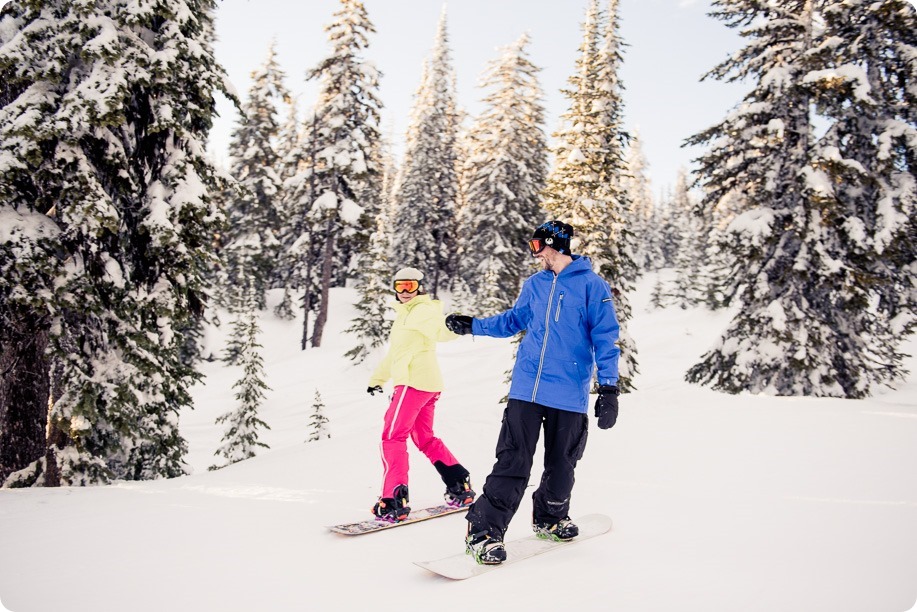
[
  {"x1": 537, "y1": 254, "x2": 592, "y2": 279},
  {"x1": 393, "y1": 293, "x2": 432, "y2": 312}
]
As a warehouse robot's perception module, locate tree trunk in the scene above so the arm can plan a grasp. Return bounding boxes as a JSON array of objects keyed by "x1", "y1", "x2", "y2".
[
  {"x1": 0, "y1": 313, "x2": 50, "y2": 484},
  {"x1": 301, "y1": 257, "x2": 313, "y2": 351},
  {"x1": 300, "y1": 113, "x2": 321, "y2": 351},
  {"x1": 311, "y1": 217, "x2": 336, "y2": 348}
]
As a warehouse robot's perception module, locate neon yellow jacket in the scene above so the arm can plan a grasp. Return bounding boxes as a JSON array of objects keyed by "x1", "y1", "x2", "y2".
[{"x1": 368, "y1": 295, "x2": 458, "y2": 392}]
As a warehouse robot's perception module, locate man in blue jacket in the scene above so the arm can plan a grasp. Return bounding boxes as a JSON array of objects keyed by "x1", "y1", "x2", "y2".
[{"x1": 445, "y1": 220, "x2": 621, "y2": 565}]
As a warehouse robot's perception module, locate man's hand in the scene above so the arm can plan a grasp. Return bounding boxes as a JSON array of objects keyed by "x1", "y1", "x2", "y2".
[
  {"x1": 445, "y1": 314, "x2": 473, "y2": 335},
  {"x1": 367, "y1": 385, "x2": 383, "y2": 396},
  {"x1": 594, "y1": 385, "x2": 619, "y2": 429}
]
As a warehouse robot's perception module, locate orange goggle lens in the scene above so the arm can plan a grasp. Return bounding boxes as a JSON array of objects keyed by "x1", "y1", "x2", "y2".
[
  {"x1": 528, "y1": 239, "x2": 546, "y2": 255},
  {"x1": 393, "y1": 279, "x2": 420, "y2": 293}
]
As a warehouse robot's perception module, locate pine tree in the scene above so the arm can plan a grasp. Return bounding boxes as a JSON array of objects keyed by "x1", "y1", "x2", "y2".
[
  {"x1": 342, "y1": 127, "x2": 392, "y2": 363},
  {"x1": 624, "y1": 131, "x2": 657, "y2": 274},
  {"x1": 668, "y1": 169, "x2": 705, "y2": 308},
  {"x1": 697, "y1": 187, "x2": 747, "y2": 309},
  {"x1": 806, "y1": 0, "x2": 916, "y2": 384},
  {"x1": 274, "y1": 109, "x2": 326, "y2": 337},
  {"x1": 391, "y1": 8, "x2": 460, "y2": 296},
  {"x1": 456, "y1": 33, "x2": 548, "y2": 312},
  {"x1": 344, "y1": 208, "x2": 394, "y2": 363},
  {"x1": 307, "y1": 389, "x2": 331, "y2": 443},
  {"x1": 1, "y1": 0, "x2": 233, "y2": 485},
  {"x1": 271, "y1": 98, "x2": 305, "y2": 320},
  {"x1": 651, "y1": 184, "x2": 680, "y2": 270},
  {"x1": 0, "y1": 1, "x2": 54, "y2": 482},
  {"x1": 685, "y1": 0, "x2": 912, "y2": 397},
  {"x1": 280, "y1": 0, "x2": 382, "y2": 348},
  {"x1": 541, "y1": 0, "x2": 639, "y2": 390},
  {"x1": 211, "y1": 276, "x2": 271, "y2": 469},
  {"x1": 221, "y1": 43, "x2": 290, "y2": 311}
]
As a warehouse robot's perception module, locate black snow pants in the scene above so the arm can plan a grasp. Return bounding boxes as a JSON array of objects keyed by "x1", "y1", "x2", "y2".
[{"x1": 466, "y1": 399, "x2": 589, "y2": 540}]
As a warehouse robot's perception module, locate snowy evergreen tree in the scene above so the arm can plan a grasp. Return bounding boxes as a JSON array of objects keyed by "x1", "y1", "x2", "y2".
[
  {"x1": 672, "y1": 178, "x2": 705, "y2": 308},
  {"x1": 344, "y1": 208, "x2": 394, "y2": 363},
  {"x1": 696, "y1": 187, "x2": 747, "y2": 309},
  {"x1": 624, "y1": 131, "x2": 657, "y2": 274},
  {"x1": 1, "y1": 0, "x2": 233, "y2": 485},
  {"x1": 456, "y1": 33, "x2": 548, "y2": 311},
  {"x1": 686, "y1": 0, "x2": 913, "y2": 397},
  {"x1": 541, "y1": 0, "x2": 639, "y2": 391},
  {"x1": 655, "y1": 169, "x2": 705, "y2": 309},
  {"x1": 221, "y1": 43, "x2": 290, "y2": 311},
  {"x1": 391, "y1": 8, "x2": 460, "y2": 297},
  {"x1": 211, "y1": 277, "x2": 271, "y2": 469},
  {"x1": 448, "y1": 276, "x2": 476, "y2": 314},
  {"x1": 307, "y1": 389, "x2": 330, "y2": 443},
  {"x1": 650, "y1": 184, "x2": 679, "y2": 270},
  {"x1": 270, "y1": 98, "x2": 305, "y2": 319},
  {"x1": 275, "y1": 109, "x2": 325, "y2": 332},
  {"x1": 275, "y1": 97, "x2": 303, "y2": 187},
  {"x1": 806, "y1": 0, "x2": 916, "y2": 384},
  {"x1": 279, "y1": 0, "x2": 382, "y2": 348}
]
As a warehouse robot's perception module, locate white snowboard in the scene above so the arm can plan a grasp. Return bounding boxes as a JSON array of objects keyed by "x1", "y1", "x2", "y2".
[{"x1": 413, "y1": 513, "x2": 613, "y2": 580}]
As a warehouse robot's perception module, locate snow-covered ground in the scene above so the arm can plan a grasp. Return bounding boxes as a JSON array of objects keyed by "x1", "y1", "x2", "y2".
[{"x1": 1, "y1": 274, "x2": 915, "y2": 612}]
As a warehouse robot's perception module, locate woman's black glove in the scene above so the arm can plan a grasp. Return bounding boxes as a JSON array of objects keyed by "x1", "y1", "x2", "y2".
[
  {"x1": 367, "y1": 385, "x2": 383, "y2": 396},
  {"x1": 445, "y1": 314, "x2": 473, "y2": 335},
  {"x1": 594, "y1": 385, "x2": 619, "y2": 429}
]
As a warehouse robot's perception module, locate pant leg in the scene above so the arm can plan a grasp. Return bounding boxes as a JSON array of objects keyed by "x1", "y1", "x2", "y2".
[
  {"x1": 466, "y1": 399, "x2": 544, "y2": 539},
  {"x1": 532, "y1": 407, "x2": 589, "y2": 524},
  {"x1": 380, "y1": 386, "x2": 438, "y2": 498},
  {"x1": 409, "y1": 392, "x2": 460, "y2": 468}
]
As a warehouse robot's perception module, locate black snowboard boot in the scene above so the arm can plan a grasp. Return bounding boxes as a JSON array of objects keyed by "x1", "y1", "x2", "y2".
[
  {"x1": 444, "y1": 475, "x2": 475, "y2": 507},
  {"x1": 532, "y1": 516, "x2": 578, "y2": 541},
  {"x1": 465, "y1": 526, "x2": 506, "y2": 565},
  {"x1": 434, "y1": 461, "x2": 475, "y2": 507},
  {"x1": 372, "y1": 484, "x2": 410, "y2": 522}
]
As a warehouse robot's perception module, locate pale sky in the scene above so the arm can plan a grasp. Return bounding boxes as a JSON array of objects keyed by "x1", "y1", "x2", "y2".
[{"x1": 209, "y1": 0, "x2": 749, "y2": 195}]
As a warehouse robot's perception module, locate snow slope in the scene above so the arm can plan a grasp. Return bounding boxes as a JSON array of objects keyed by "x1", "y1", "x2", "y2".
[{"x1": 1, "y1": 276, "x2": 916, "y2": 612}]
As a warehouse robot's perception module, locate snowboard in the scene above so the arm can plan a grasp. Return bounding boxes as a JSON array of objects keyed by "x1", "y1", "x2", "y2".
[
  {"x1": 327, "y1": 503, "x2": 470, "y2": 535},
  {"x1": 413, "y1": 513, "x2": 612, "y2": 580}
]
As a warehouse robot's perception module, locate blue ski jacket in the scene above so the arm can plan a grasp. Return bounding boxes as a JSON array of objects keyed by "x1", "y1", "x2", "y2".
[{"x1": 471, "y1": 256, "x2": 620, "y2": 413}]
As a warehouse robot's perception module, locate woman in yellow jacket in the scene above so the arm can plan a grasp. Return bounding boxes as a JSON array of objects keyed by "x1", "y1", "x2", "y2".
[{"x1": 367, "y1": 267, "x2": 475, "y2": 522}]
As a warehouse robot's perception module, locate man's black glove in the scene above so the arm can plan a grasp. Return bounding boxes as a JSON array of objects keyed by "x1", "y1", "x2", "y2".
[
  {"x1": 367, "y1": 385, "x2": 383, "y2": 396},
  {"x1": 445, "y1": 314, "x2": 473, "y2": 335},
  {"x1": 594, "y1": 385, "x2": 619, "y2": 429}
]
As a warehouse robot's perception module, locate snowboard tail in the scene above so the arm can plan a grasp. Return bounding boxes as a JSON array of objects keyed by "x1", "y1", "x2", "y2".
[
  {"x1": 327, "y1": 503, "x2": 469, "y2": 535},
  {"x1": 414, "y1": 513, "x2": 612, "y2": 580}
]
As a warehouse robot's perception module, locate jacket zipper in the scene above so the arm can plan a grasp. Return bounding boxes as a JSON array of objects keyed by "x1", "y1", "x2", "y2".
[
  {"x1": 554, "y1": 292, "x2": 564, "y2": 322},
  {"x1": 532, "y1": 276, "x2": 557, "y2": 402}
]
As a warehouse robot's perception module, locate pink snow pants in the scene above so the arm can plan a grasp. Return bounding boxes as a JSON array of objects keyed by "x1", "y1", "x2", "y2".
[{"x1": 380, "y1": 385, "x2": 458, "y2": 498}]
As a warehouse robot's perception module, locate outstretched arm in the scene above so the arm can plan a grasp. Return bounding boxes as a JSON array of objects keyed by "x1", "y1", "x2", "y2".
[{"x1": 470, "y1": 281, "x2": 533, "y2": 338}]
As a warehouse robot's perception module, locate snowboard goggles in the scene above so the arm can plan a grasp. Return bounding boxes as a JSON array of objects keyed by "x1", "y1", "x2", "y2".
[
  {"x1": 393, "y1": 279, "x2": 420, "y2": 293},
  {"x1": 528, "y1": 238, "x2": 548, "y2": 255}
]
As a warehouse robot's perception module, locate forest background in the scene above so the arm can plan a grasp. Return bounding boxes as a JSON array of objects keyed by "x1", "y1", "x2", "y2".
[{"x1": 0, "y1": 0, "x2": 913, "y2": 542}]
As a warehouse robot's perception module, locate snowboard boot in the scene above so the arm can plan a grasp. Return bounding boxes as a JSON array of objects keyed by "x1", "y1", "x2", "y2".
[
  {"x1": 532, "y1": 516, "x2": 579, "y2": 541},
  {"x1": 465, "y1": 526, "x2": 506, "y2": 565},
  {"x1": 372, "y1": 484, "x2": 410, "y2": 522},
  {"x1": 444, "y1": 475, "x2": 475, "y2": 507},
  {"x1": 435, "y1": 461, "x2": 475, "y2": 507}
]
